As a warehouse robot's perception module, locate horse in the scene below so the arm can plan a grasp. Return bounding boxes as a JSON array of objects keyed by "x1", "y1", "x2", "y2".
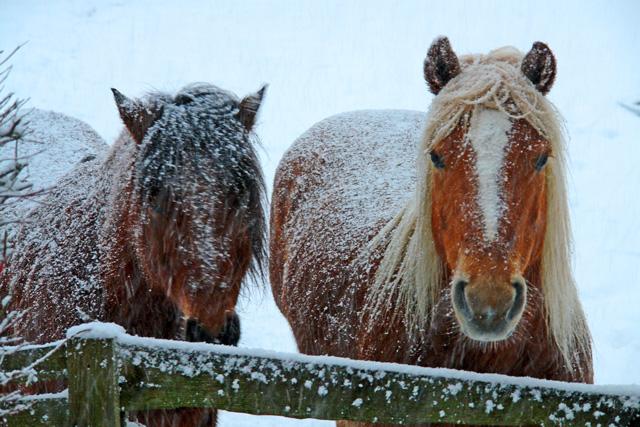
[
  {"x1": 0, "y1": 83, "x2": 267, "y2": 426},
  {"x1": 270, "y1": 38, "x2": 593, "y2": 427}
]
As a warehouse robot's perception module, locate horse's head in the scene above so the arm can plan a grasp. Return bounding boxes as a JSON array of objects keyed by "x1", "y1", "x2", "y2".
[
  {"x1": 112, "y1": 84, "x2": 266, "y2": 338},
  {"x1": 424, "y1": 38, "x2": 557, "y2": 341}
]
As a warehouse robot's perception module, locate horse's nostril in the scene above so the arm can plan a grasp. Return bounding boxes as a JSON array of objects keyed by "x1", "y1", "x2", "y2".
[
  {"x1": 507, "y1": 279, "x2": 527, "y2": 321},
  {"x1": 452, "y1": 279, "x2": 471, "y2": 318}
]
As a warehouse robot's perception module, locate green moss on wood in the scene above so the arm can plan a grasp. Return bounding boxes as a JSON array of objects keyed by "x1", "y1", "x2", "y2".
[
  {"x1": 0, "y1": 342, "x2": 67, "y2": 384},
  {"x1": 2, "y1": 395, "x2": 69, "y2": 426},
  {"x1": 2, "y1": 332, "x2": 639, "y2": 426},
  {"x1": 117, "y1": 342, "x2": 640, "y2": 426},
  {"x1": 67, "y1": 336, "x2": 121, "y2": 427}
]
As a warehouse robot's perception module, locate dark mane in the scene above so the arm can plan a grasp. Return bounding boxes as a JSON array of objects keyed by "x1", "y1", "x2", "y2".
[{"x1": 137, "y1": 84, "x2": 267, "y2": 282}]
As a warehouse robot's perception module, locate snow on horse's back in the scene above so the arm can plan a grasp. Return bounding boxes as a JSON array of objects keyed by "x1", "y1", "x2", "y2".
[{"x1": 0, "y1": 108, "x2": 107, "y2": 226}]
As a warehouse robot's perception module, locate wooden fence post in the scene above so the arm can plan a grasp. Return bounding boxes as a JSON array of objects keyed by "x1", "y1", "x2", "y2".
[{"x1": 67, "y1": 330, "x2": 121, "y2": 427}]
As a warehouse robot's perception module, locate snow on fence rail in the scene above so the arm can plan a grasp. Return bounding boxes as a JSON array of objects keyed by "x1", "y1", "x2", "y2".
[{"x1": 1, "y1": 323, "x2": 639, "y2": 426}]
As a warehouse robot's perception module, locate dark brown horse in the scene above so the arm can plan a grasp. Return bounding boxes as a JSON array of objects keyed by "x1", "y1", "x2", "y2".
[
  {"x1": 270, "y1": 38, "x2": 592, "y2": 427},
  {"x1": 0, "y1": 83, "x2": 267, "y2": 426}
]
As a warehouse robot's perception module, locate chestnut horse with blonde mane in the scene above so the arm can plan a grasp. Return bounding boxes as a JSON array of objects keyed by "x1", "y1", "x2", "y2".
[
  {"x1": 271, "y1": 38, "x2": 592, "y2": 427},
  {"x1": 0, "y1": 84, "x2": 267, "y2": 426}
]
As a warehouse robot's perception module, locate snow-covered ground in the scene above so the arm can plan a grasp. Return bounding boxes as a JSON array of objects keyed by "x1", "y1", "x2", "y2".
[{"x1": 1, "y1": 1, "x2": 639, "y2": 425}]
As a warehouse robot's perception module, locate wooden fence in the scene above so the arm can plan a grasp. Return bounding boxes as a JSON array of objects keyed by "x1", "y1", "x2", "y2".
[{"x1": 1, "y1": 323, "x2": 639, "y2": 426}]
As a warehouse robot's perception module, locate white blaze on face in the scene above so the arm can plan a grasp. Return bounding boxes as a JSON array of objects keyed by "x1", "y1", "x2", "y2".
[{"x1": 467, "y1": 108, "x2": 512, "y2": 242}]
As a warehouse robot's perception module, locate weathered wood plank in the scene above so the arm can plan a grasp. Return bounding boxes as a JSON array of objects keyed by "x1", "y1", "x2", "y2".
[
  {"x1": 4, "y1": 324, "x2": 640, "y2": 426},
  {"x1": 2, "y1": 394, "x2": 69, "y2": 427},
  {"x1": 67, "y1": 336, "x2": 121, "y2": 427},
  {"x1": 116, "y1": 340, "x2": 640, "y2": 426},
  {"x1": 0, "y1": 342, "x2": 67, "y2": 384}
]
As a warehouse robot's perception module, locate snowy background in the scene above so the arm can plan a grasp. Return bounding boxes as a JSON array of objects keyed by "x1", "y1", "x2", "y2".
[{"x1": 1, "y1": 1, "x2": 639, "y2": 425}]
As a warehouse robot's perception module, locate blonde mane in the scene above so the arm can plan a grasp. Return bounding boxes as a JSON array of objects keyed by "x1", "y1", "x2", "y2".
[{"x1": 364, "y1": 46, "x2": 591, "y2": 372}]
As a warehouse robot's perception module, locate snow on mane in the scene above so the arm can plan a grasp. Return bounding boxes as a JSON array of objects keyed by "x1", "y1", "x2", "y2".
[{"x1": 364, "y1": 46, "x2": 591, "y2": 374}]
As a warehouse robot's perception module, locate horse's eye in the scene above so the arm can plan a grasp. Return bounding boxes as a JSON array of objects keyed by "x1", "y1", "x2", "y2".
[
  {"x1": 534, "y1": 154, "x2": 549, "y2": 172},
  {"x1": 430, "y1": 152, "x2": 445, "y2": 170},
  {"x1": 174, "y1": 94, "x2": 194, "y2": 106},
  {"x1": 150, "y1": 204, "x2": 164, "y2": 215}
]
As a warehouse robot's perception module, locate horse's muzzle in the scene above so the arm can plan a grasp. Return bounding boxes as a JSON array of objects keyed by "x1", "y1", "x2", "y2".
[
  {"x1": 184, "y1": 313, "x2": 241, "y2": 346},
  {"x1": 451, "y1": 276, "x2": 526, "y2": 341}
]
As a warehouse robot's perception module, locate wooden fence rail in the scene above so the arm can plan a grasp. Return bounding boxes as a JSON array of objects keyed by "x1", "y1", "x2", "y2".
[{"x1": 2, "y1": 322, "x2": 639, "y2": 426}]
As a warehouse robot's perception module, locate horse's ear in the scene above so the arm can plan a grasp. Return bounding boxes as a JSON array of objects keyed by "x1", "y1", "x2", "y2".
[
  {"x1": 112, "y1": 88, "x2": 163, "y2": 143},
  {"x1": 424, "y1": 36, "x2": 461, "y2": 95},
  {"x1": 236, "y1": 84, "x2": 267, "y2": 132},
  {"x1": 521, "y1": 42, "x2": 557, "y2": 95}
]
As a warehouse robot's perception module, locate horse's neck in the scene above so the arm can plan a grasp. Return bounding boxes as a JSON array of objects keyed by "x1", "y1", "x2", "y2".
[
  {"x1": 99, "y1": 183, "x2": 175, "y2": 337},
  {"x1": 100, "y1": 177, "x2": 140, "y2": 284},
  {"x1": 100, "y1": 132, "x2": 138, "y2": 239},
  {"x1": 98, "y1": 135, "x2": 146, "y2": 306}
]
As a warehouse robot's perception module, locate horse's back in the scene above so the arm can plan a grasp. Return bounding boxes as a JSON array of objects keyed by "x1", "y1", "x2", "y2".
[
  {"x1": 270, "y1": 110, "x2": 424, "y2": 355},
  {"x1": 0, "y1": 109, "x2": 108, "y2": 225}
]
